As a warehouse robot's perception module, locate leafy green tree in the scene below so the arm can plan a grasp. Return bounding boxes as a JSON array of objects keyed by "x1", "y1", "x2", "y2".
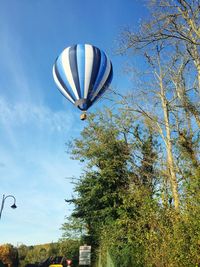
[
  {"x1": 47, "y1": 243, "x2": 60, "y2": 258},
  {"x1": 58, "y1": 240, "x2": 80, "y2": 267},
  {"x1": 63, "y1": 110, "x2": 162, "y2": 265},
  {"x1": 18, "y1": 245, "x2": 29, "y2": 262}
]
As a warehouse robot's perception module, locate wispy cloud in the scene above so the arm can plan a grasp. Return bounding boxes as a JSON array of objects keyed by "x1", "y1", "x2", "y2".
[
  {"x1": 0, "y1": 96, "x2": 80, "y2": 149},
  {"x1": 0, "y1": 96, "x2": 75, "y2": 132}
]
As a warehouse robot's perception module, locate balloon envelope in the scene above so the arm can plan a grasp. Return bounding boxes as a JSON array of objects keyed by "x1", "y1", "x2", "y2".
[{"x1": 53, "y1": 44, "x2": 113, "y2": 111}]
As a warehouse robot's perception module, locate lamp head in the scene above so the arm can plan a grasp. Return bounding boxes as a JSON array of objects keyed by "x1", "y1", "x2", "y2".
[{"x1": 11, "y1": 203, "x2": 17, "y2": 209}]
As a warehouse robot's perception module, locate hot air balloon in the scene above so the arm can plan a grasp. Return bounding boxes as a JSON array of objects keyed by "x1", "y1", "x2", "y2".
[{"x1": 53, "y1": 44, "x2": 113, "y2": 120}]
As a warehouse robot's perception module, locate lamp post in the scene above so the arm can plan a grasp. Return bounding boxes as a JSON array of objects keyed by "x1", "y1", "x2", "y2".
[{"x1": 0, "y1": 194, "x2": 17, "y2": 220}]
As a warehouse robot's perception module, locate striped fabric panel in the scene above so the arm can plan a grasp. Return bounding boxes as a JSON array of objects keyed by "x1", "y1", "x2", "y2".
[
  {"x1": 90, "y1": 53, "x2": 112, "y2": 102},
  {"x1": 84, "y1": 44, "x2": 94, "y2": 99},
  {"x1": 69, "y1": 45, "x2": 81, "y2": 99},
  {"x1": 91, "y1": 63, "x2": 113, "y2": 105},
  {"x1": 87, "y1": 46, "x2": 101, "y2": 99},
  {"x1": 76, "y1": 44, "x2": 85, "y2": 98},
  {"x1": 52, "y1": 65, "x2": 75, "y2": 104},
  {"x1": 61, "y1": 47, "x2": 80, "y2": 100},
  {"x1": 54, "y1": 52, "x2": 76, "y2": 102},
  {"x1": 88, "y1": 49, "x2": 107, "y2": 101}
]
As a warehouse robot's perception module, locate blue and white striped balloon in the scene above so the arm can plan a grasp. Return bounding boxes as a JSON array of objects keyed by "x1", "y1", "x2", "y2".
[{"x1": 53, "y1": 44, "x2": 113, "y2": 113}]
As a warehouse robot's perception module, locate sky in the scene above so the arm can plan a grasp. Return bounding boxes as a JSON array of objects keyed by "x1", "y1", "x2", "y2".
[{"x1": 0, "y1": 0, "x2": 148, "y2": 246}]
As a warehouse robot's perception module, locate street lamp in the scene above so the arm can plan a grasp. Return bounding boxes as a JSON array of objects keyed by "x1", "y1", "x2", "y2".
[{"x1": 0, "y1": 194, "x2": 17, "y2": 220}]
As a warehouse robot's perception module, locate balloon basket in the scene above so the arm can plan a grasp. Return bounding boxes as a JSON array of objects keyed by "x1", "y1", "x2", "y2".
[{"x1": 80, "y1": 113, "x2": 87, "y2": 120}]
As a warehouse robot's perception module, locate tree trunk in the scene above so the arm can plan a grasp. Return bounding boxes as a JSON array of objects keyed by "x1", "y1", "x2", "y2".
[
  {"x1": 159, "y1": 71, "x2": 180, "y2": 211},
  {"x1": 195, "y1": 61, "x2": 200, "y2": 95}
]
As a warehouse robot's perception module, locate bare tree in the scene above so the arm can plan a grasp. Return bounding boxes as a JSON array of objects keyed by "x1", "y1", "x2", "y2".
[{"x1": 119, "y1": 0, "x2": 200, "y2": 95}]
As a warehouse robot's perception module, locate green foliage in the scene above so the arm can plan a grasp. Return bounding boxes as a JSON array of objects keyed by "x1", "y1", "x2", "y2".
[
  {"x1": 58, "y1": 240, "x2": 80, "y2": 267},
  {"x1": 60, "y1": 216, "x2": 85, "y2": 240},
  {"x1": 17, "y1": 241, "x2": 80, "y2": 267},
  {"x1": 63, "y1": 105, "x2": 200, "y2": 266},
  {"x1": 18, "y1": 244, "x2": 50, "y2": 266}
]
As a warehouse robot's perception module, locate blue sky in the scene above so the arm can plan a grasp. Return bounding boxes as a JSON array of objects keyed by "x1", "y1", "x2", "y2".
[{"x1": 0, "y1": 0, "x2": 148, "y2": 246}]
